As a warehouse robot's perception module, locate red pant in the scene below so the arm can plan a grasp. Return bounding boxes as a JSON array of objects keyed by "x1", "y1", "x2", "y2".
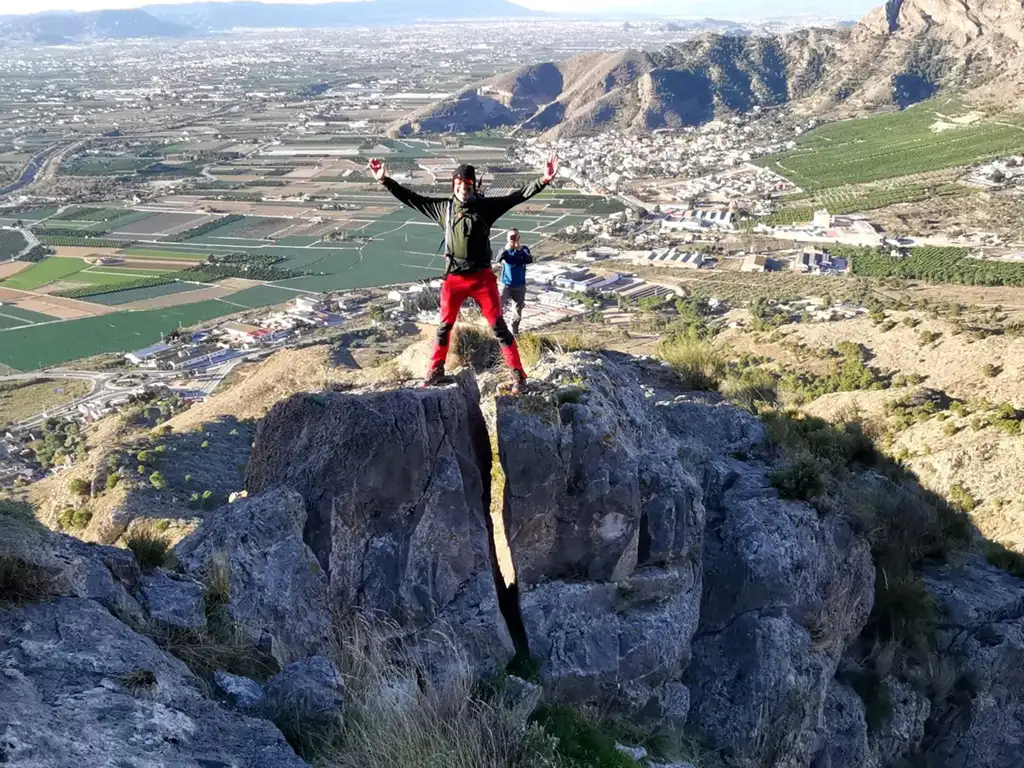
[{"x1": 431, "y1": 269, "x2": 524, "y2": 374}]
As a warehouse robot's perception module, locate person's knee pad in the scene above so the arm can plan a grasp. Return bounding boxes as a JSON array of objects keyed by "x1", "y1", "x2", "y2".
[
  {"x1": 436, "y1": 323, "x2": 454, "y2": 347},
  {"x1": 491, "y1": 318, "x2": 514, "y2": 347}
]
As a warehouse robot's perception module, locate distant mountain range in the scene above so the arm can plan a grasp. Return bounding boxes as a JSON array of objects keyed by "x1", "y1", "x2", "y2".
[
  {"x1": 0, "y1": 9, "x2": 189, "y2": 44},
  {"x1": 0, "y1": 1, "x2": 548, "y2": 43},
  {"x1": 143, "y1": 0, "x2": 541, "y2": 29},
  {"x1": 389, "y1": 0, "x2": 1024, "y2": 138}
]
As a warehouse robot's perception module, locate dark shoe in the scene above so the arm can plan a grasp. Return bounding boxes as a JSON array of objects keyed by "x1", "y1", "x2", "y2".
[
  {"x1": 421, "y1": 365, "x2": 445, "y2": 388},
  {"x1": 510, "y1": 368, "x2": 527, "y2": 395}
]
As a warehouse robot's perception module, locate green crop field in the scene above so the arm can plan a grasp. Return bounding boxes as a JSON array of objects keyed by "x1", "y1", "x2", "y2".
[
  {"x1": 760, "y1": 183, "x2": 974, "y2": 225},
  {"x1": 85, "y1": 266, "x2": 173, "y2": 275},
  {"x1": 62, "y1": 270, "x2": 173, "y2": 287},
  {"x1": 0, "y1": 306, "x2": 52, "y2": 324},
  {"x1": 119, "y1": 248, "x2": 211, "y2": 261},
  {"x1": 37, "y1": 236, "x2": 129, "y2": 248},
  {"x1": 0, "y1": 257, "x2": 87, "y2": 289},
  {"x1": 220, "y1": 284, "x2": 310, "y2": 309},
  {"x1": 82, "y1": 282, "x2": 207, "y2": 306},
  {"x1": 0, "y1": 229, "x2": 27, "y2": 258},
  {"x1": 755, "y1": 102, "x2": 1024, "y2": 190},
  {"x1": 11, "y1": 207, "x2": 59, "y2": 221},
  {"x1": 847, "y1": 245, "x2": 1024, "y2": 285},
  {"x1": 0, "y1": 301, "x2": 240, "y2": 370}
]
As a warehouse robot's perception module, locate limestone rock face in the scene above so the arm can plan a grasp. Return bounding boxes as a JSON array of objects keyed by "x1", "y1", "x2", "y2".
[
  {"x1": 245, "y1": 372, "x2": 513, "y2": 672},
  {"x1": 174, "y1": 487, "x2": 333, "y2": 667},
  {"x1": 919, "y1": 559, "x2": 1024, "y2": 768},
  {"x1": 0, "y1": 597, "x2": 307, "y2": 768},
  {"x1": 493, "y1": 353, "x2": 705, "y2": 724}
]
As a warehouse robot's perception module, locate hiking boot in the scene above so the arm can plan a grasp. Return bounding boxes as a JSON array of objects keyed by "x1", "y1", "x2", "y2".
[
  {"x1": 510, "y1": 368, "x2": 527, "y2": 396},
  {"x1": 421, "y1": 365, "x2": 445, "y2": 388}
]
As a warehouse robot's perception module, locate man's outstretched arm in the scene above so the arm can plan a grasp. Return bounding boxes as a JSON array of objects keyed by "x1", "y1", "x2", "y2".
[
  {"x1": 483, "y1": 154, "x2": 560, "y2": 222},
  {"x1": 369, "y1": 158, "x2": 446, "y2": 224}
]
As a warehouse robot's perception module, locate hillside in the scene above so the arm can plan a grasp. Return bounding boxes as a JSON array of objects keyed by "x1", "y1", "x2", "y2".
[
  {"x1": 388, "y1": 0, "x2": 1024, "y2": 138},
  {"x1": 0, "y1": 9, "x2": 189, "y2": 44}
]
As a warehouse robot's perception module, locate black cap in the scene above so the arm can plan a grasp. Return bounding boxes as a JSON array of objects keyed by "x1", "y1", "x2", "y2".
[{"x1": 452, "y1": 164, "x2": 476, "y2": 182}]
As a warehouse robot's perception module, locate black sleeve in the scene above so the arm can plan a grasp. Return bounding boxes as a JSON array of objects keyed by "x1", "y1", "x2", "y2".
[
  {"x1": 481, "y1": 178, "x2": 549, "y2": 222},
  {"x1": 380, "y1": 177, "x2": 447, "y2": 224}
]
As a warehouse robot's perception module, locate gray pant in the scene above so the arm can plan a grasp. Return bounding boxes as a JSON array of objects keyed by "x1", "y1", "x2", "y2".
[{"x1": 500, "y1": 283, "x2": 527, "y2": 336}]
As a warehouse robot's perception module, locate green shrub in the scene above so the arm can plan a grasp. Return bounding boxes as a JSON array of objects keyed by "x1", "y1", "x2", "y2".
[
  {"x1": 106, "y1": 471, "x2": 121, "y2": 490},
  {"x1": 0, "y1": 498, "x2": 42, "y2": 529},
  {"x1": 154, "y1": 445, "x2": 166, "y2": 455},
  {"x1": 942, "y1": 421, "x2": 961, "y2": 437},
  {"x1": 0, "y1": 555, "x2": 57, "y2": 605},
  {"x1": 201, "y1": 441, "x2": 210, "y2": 450},
  {"x1": 124, "y1": 528, "x2": 172, "y2": 570},
  {"x1": 451, "y1": 324, "x2": 501, "y2": 372},
  {"x1": 985, "y1": 542, "x2": 1024, "y2": 579},
  {"x1": 532, "y1": 706, "x2": 639, "y2": 768},
  {"x1": 769, "y1": 457, "x2": 826, "y2": 501},
  {"x1": 137, "y1": 450, "x2": 152, "y2": 464},
  {"x1": 517, "y1": 333, "x2": 560, "y2": 368},
  {"x1": 68, "y1": 477, "x2": 91, "y2": 497},
  {"x1": 948, "y1": 484, "x2": 978, "y2": 512},
  {"x1": 657, "y1": 335, "x2": 724, "y2": 391},
  {"x1": 72, "y1": 508, "x2": 92, "y2": 529},
  {"x1": 982, "y1": 363, "x2": 1000, "y2": 378},
  {"x1": 150, "y1": 471, "x2": 166, "y2": 490}
]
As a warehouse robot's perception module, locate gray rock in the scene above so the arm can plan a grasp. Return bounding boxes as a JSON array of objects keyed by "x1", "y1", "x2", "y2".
[
  {"x1": 263, "y1": 656, "x2": 344, "y2": 729},
  {"x1": 495, "y1": 354, "x2": 704, "y2": 586},
  {"x1": 246, "y1": 374, "x2": 513, "y2": 672},
  {"x1": 687, "y1": 611, "x2": 836, "y2": 768},
  {"x1": 615, "y1": 742, "x2": 648, "y2": 760},
  {"x1": 215, "y1": 670, "x2": 265, "y2": 711},
  {"x1": 0, "y1": 597, "x2": 307, "y2": 768},
  {"x1": 685, "y1": 454, "x2": 874, "y2": 768},
  {"x1": 870, "y1": 677, "x2": 929, "y2": 767},
  {"x1": 503, "y1": 674, "x2": 542, "y2": 723},
  {"x1": 174, "y1": 486, "x2": 333, "y2": 666},
  {"x1": 816, "y1": 681, "x2": 871, "y2": 768},
  {"x1": 494, "y1": 354, "x2": 705, "y2": 727},
  {"x1": 0, "y1": 515, "x2": 143, "y2": 623},
  {"x1": 919, "y1": 558, "x2": 1024, "y2": 768},
  {"x1": 521, "y1": 565, "x2": 699, "y2": 725},
  {"x1": 648, "y1": 764, "x2": 698, "y2": 768},
  {"x1": 140, "y1": 569, "x2": 206, "y2": 631}
]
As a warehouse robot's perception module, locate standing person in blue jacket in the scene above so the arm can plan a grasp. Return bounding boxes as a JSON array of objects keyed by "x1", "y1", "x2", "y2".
[{"x1": 498, "y1": 228, "x2": 532, "y2": 337}]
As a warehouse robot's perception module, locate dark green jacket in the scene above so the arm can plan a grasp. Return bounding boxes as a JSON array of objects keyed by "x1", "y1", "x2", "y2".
[{"x1": 380, "y1": 176, "x2": 548, "y2": 275}]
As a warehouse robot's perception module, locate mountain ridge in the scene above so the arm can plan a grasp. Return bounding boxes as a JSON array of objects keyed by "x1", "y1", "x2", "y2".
[
  {"x1": 0, "y1": 8, "x2": 189, "y2": 43},
  {"x1": 387, "y1": 0, "x2": 1024, "y2": 138}
]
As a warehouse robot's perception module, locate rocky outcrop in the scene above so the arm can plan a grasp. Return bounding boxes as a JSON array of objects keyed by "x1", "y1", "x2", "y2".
[
  {"x1": 685, "y1": 441, "x2": 874, "y2": 767},
  {"x1": 0, "y1": 597, "x2": 307, "y2": 768},
  {"x1": 919, "y1": 558, "x2": 1024, "y2": 767},
  {"x1": 245, "y1": 372, "x2": 514, "y2": 673},
  {"x1": 493, "y1": 353, "x2": 704, "y2": 724},
  {"x1": 174, "y1": 487, "x2": 333, "y2": 667},
  {"x1": 263, "y1": 656, "x2": 345, "y2": 730}
]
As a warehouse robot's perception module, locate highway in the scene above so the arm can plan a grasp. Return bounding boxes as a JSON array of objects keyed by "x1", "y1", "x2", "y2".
[{"x1": 0, "y1": 143, "x2": 64, "y2": 197}]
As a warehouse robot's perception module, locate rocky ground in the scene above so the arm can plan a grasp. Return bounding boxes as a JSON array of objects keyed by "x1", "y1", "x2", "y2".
[{"x1": 3, "y1": 346, "x2": 1023, "y2": 767}]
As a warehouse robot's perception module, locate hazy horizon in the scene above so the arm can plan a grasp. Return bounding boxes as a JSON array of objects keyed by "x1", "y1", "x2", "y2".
[{"x1": 0, "y1": 0, "x2": 877, "y2": 21}]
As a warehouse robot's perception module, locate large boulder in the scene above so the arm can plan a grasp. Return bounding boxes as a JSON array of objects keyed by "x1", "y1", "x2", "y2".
[
  {"x1": 245, "y1": 373, "x2": 513, "y2": 672},
  {"x1": 263, "y1": 656, "x2": 345, "y2": 729},
  {"x1": 0, "y1": 597, "x2": 307, "y2": 768},
  {"x1": 139, "y1": 570, "x2": 207, "y2": 631},
  {"x1": 492, "y1": 353, "x2": 705, "y2": 723},
  {"x1": 174, "y1": 487, "x2": 333, "y2": 667},
  {"x1": 919, "y1": 558, "x2": 1024, "y2": 768},
  {"x1": 682, "y1": 432, "x2": 874, "y2": 767},
  {"x1": 0, "y1": 514, "x2": 142, "y2": 623}
]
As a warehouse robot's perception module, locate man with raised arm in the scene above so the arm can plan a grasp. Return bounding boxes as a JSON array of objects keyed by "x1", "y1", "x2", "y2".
[{"x1": 368, "y1": 153, "x2": 559, "y2": 394}]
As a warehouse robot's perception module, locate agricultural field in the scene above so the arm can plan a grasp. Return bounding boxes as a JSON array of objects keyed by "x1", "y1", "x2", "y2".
[
  {"x1": 0, "y1": 377, "x2": 93, "y2": 427},
  {"x1": 846, "y1": 245, "x2": 1024, "y2": 285},
  {"x1": 79, "y1": 282, "x2": 208, "y2": 306},
  {"x1": 0, "y1": 305, "x2": 53, "y2": 329},
  {"x1": 0, "y1": 300, "x2": 239, "y2": 370},
  {"x1": 220, "y1": 284, "x2": 310, "y2": 309},
  {"x1": 112, "y1": 212, "x2": 215, "y2": 237},
  {"x1": 755, "y1": 102, "x2": 1024, "y2": 190},
  {"x1": 761, "y1": 183, "x2": 974, "y2": 225},
  {"x1": 119, "y1": 247, "x2": 210, "y2": 261},
  {"x1": 37, "y1": 236, "x2": 131, "y2": 248},
  {"x1": 0, "y1": 228, "x2": 27, "y2": 258},
  {"x1": 0, "y1": 257, "x2": 87, "y2": 290},
  {"x1": 55, "y1": 275, "x2": 176, "y2": 298},
  {"x1": 51, "y1": 207, "x2": 127, "y2": 222}
]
